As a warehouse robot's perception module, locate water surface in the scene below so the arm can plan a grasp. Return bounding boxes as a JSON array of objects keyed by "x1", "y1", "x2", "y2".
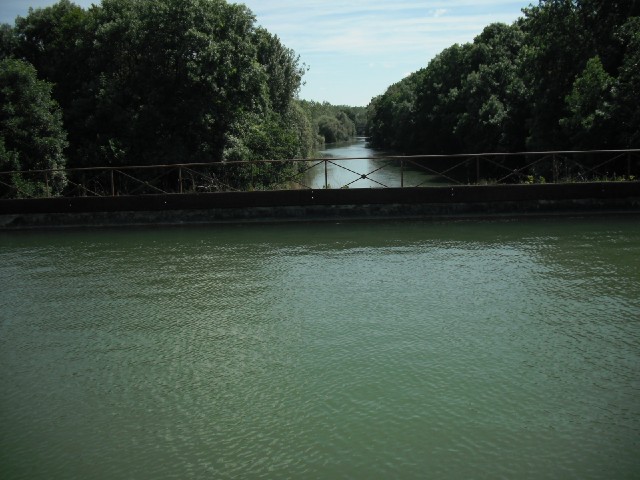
[
  {"x1": 305, "y1": 137, "x2": 437, "y2": 188},
  {"x1": 1, "y1": 218, "x2": 639, "y2": 479}
]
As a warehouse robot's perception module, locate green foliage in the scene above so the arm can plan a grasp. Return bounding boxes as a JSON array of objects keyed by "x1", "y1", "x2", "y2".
[
  {"x1": 0, "y1": 24, "x2": 18, "y2": 60},
  {"x1": 316, "y1": 113, "x2": 355, "y2": 144},
  {"x1": 85, "y1": 0, "x2": 271, "y2": 166},
  {"x1": 611, "y1": 16, "x2": 640, "y2": 147},
  {"x1": 519, "y1": 0, "x2": 589, "y2": 149},
  {"x1": 0, "y1": 0, "x2": 317, "y2": 191},
  {"x1": 13, "y1": 0, "x2": 93, "y2": 166},
  {"x1": 254, "y1": 27, "x2": 306, "y2": 113},
  {"x1": 298, "y1": 100, "x2": 361, "y2": 146},
  {"x1": 367, "y1": 69, "x2": 424, "y2": 150},
  {"x1": 376, "y1": 22, "x2": 527, "y2": 155},
  {"x1": 367, "y1": 1, "x2": 640, "y2": 159},
  {"x1": 0, "y1": 58, "x2": 67, "y2": 197},
  {"x1": 560, "y1": 56, "x2": 614, "y2": 148},
  {"x1": 225, "y1": 112, "x2": 299, "y2": 162}
]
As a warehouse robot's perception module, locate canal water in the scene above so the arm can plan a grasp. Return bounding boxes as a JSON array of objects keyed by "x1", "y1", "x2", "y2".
[
  {"x1": 304, "y1": 137, "x2": 437, "y2": 189},
  {"x1": 1, "y1": 217, "x2": 639, "y2": 479}
]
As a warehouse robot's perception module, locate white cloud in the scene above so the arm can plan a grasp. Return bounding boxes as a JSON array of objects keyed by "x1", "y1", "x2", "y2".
[
  {"x1": 245, "y1": 1, "x2": 524, "y2": 54},
  {"x1": 240, "y1": 0, "x2": 528, "y2": 103}
]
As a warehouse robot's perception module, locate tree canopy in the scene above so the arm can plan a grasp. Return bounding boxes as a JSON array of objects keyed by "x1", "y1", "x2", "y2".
[
  {"x1": 0, "y1": 58, "x2": 67, "y2": 196},
  {"x1": 367, "y1": 0, "x2": 640, "y2": 154},
  {"x1": 1, "y1": 2, "x2": 346, "y2": 167},
  {"x1": 0, "y1": 0, "x2": 364, "y2": 196}
]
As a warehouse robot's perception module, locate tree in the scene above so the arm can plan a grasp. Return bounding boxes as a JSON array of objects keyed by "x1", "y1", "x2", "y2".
[
  {"x1": 611, "y1": 16, "x2": 640, "y2": 147},
  {"x1": 254, "y1": 28, "x2": 306, "y2": 114},
  {"x1": 411, "y1": 43, "x2": 474, "y2": 154},
  {"x1": 0, "y1": 58, "x2": 67, "y2": 197},
  {"x1": 519, "y1": 0, "x2": 593, "y2": 149},
  {"x1": 560, "y1": 56, "x2": 615, "y2": 148},
  {"x1": 84, "y1": 0, "x2": 264, "y2": 166},
  {"x1": 287, "y1": 101, "x2": 316, "y2": 158},
  {"x1": 448, "y1": 23, "x2": 528, "y2": 153},
  {"x1": 576, "y1": 0, "x2": 640, "y2": 72},
  {"x1": 367, "y1": 70, "x2": 425, "y2": 151},
  {"x1": 366, "y1": 1, "x2": 639, "y2": 155},
  {"x1": 0, "y1": 24, "x2": 18, "y2": 60},
  {"x1": 316, "y1": 113, "x2": 355, "y2": 144},
  {"x1": 12, "y1": 1, "x2": 96, "y2": 169}
]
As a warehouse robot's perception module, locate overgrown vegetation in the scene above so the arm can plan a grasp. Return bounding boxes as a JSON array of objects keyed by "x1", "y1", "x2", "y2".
[
  {"x1": 4, "y1": 0, "x2": 636, "y2": 197},
  {"x1": 368, "y1": 1, "x2": 640, "y2": 156},
  {"x1": 0, "y1": 0, "x2": 360, "y2": 197}
]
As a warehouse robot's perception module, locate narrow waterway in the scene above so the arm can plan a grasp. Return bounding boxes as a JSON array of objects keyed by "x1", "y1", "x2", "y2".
[
  {"x1": 304, "y1": 137, "x2": 438, "y2": 189},
  {"x1": 1, "y1": 217, "x2": 639, "y2": 479}
]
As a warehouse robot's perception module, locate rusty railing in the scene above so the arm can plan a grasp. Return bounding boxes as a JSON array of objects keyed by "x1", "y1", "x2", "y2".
[{"x1": 1, "y1": 149, "x2": 638, "y2": 199}]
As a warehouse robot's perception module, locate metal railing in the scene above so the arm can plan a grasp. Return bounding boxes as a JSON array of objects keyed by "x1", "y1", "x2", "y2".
[{"x1": 1, "y1": 149, "x2": 638, "y2": 199}]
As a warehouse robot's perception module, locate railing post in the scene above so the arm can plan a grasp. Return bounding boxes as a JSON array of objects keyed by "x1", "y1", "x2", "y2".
[
  {"x1": 552, "y1": 154, "x2": 557, "y2": 183},
  {"x1": 110, "y1": 170, "x2": 115, "y2": 196},
  {"x1": 400, "y1": 160, "x2": 404, "y2": 188},
  {"x1": 476, "y1": 158, "x2": 480, "y2": 185},
  {"x1": 178, "y1": 167, "x2": 183, "y2": 194},
  {"x1": 324, "y1": 159, "x2": 328, "y2": 189},
  {"x1": 44, "y1": 171, "x2": 50, "y2": 197}
]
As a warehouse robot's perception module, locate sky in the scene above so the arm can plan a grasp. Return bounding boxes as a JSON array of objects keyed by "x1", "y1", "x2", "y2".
[{"x1": 0, "y1": 0, "x2": 532, "y2": 106}]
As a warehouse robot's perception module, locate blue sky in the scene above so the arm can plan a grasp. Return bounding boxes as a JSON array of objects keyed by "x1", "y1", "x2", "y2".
[{"x1": 1, "y1": 0, "x2": 532, "y2": 106}]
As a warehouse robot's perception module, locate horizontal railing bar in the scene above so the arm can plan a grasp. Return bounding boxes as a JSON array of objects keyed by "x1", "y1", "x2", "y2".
[
  {"x1": 2, "y1": 149, "x2": 640, "y2": 177},
  {"x1": 386, "y1": 148, "x2": 640, "y2": 160}
]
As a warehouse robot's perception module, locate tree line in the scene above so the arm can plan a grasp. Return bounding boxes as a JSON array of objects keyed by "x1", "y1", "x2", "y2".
[
  {"x1": 0, "y1": 0, "x2": 361, "y2": 197},
  {"x1": 367, "y1": 0, "x2": 640, "y2": 156}
]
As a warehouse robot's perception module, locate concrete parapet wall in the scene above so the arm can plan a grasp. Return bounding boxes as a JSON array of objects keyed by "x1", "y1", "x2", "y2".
[{"x1": 1, "y1": 183, "x2": 639, "y2": 229}]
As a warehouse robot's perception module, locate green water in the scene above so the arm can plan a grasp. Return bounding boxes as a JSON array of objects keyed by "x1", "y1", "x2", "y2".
[{"x1": 1, "y1": 217, "x2": 639, "y2": 479}]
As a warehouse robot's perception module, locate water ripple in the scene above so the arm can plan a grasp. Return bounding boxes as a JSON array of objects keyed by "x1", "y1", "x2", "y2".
[{"x1": 1, "y1": 219, "x2": 639, "y2": 479}]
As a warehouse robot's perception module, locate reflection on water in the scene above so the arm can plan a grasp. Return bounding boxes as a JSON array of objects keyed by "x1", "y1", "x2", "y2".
[
  {"x1": 1, "y1": 217, "x2": 639, "y2": 479},
  {"x1": 304, "y1": 137, "x2": 439, "y2": 189}
]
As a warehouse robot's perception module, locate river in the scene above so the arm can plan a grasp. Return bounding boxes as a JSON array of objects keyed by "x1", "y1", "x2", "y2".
[
  {"x1": 304, "y1": 137, "x2": 438, "y2": 189},
  {"x1": 1, "y1": 217, "x2": 639, "y2": 479}
]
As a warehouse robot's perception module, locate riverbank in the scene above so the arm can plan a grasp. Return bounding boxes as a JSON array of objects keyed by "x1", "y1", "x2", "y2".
[{"x1": 1, "y1": 182, "x2": 639, "y2": 229}]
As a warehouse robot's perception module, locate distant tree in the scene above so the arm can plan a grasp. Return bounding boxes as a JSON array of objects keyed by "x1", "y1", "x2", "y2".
[
  {"x1": 0, "y1": 58, "x2": 67, "y2": 197},
  {"x1": 316, "y1": 113, "x2": 355, "y2": 144},
  {"x1": 298, "y1": 99, "x2": 360, "y2": 145},
  {"x1": 316, "y1": 115, "x2": 342, "y2": 144}
]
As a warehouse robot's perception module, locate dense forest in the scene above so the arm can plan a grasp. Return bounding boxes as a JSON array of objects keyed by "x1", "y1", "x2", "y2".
[
  {"x1": 0, "y1": 0, "x2": 362, "y2": 196},
  {"x1": 2, "y1": 0, "x2": 638, "y2": 197},
  {"x1": 367, "y1": 0, "x2": 640, "y2": 154}
]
